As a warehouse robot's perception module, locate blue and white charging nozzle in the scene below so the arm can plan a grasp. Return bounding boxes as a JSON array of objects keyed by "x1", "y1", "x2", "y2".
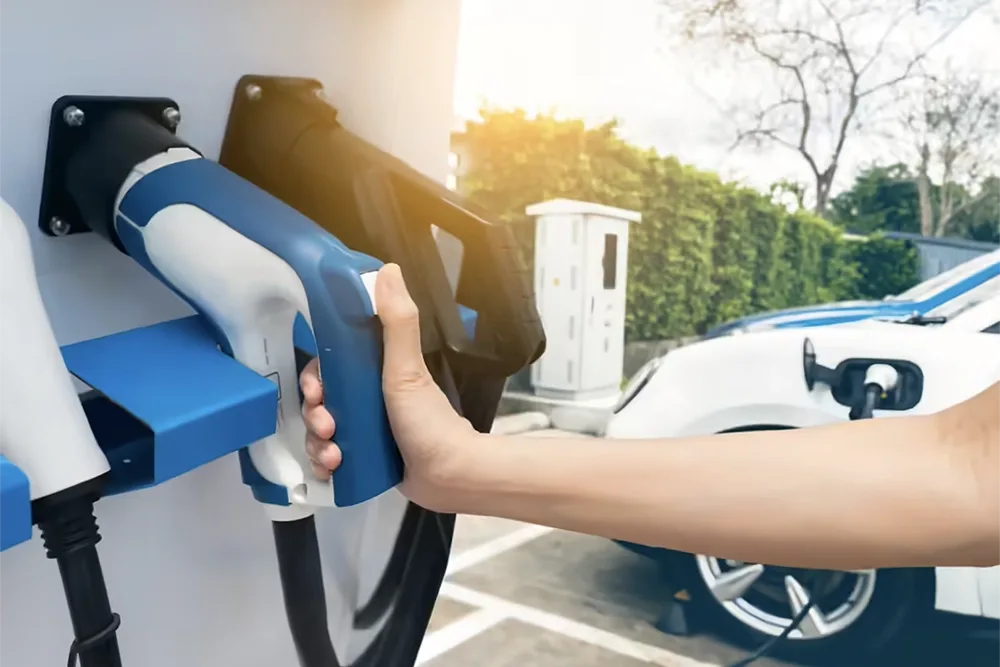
[{"x1": 62, "y1": 109, "x2": 400, "y2": 511}]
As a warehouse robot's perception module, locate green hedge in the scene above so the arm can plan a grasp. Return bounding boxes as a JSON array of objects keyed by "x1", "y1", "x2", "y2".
[
  {"x1": 455, "y1": 110, "x2": 922, "y2": 342},
  {"x1": 622, "y1": 164, "x2": 899, "y2": 341}
]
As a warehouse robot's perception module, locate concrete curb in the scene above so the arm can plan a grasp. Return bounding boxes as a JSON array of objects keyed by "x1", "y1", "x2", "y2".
[{"x1": 490, "y1": 412, "x2": 551, "y2": 435}]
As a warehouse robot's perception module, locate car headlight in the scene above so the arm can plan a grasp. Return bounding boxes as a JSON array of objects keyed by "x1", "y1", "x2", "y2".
[{"x1": 612, "y1": 356, "x2": 663, "y2": 414}]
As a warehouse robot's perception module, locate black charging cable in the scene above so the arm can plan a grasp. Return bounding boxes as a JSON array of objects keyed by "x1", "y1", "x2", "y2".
[{"x1": 724, "y1": 596, "x2": 816, "y2": 667}]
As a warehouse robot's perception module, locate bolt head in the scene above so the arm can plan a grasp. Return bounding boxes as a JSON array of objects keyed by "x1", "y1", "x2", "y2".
[
  {"x1": 162, "y1": 107, "x2": 181, "y2": 128},
  {"x1": 49, "y1": 217, "x2": 71, "y2": 236},
  {"x1": 245, "y1": 83, "x2": 263, "y2": 101},
  {"x1": 62, "y1": 106, "x2": 85, "y2": 127}
]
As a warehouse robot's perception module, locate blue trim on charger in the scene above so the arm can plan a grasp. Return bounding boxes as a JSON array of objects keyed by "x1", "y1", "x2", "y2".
[
  {"x1": 117, "y1": 157, "x2": 399, "y2": 507},
  {"x1": 0, "y1": 456, "x2": 32, "y2": 552}
]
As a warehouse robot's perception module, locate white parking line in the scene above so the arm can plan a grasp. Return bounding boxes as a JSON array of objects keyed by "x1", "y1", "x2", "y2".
[
  {"x1": 428, "y1": 518, "x2": 716, "y2": 666},
  {"x1": 446, "y1": 523, "x2": 554, "y2": 576},
  {"x1": 416, "y1": 607, "x2": 507, "y2": 665},
  {"x1": 437, "y1": 583, "x2": 718, "y2": 667}
]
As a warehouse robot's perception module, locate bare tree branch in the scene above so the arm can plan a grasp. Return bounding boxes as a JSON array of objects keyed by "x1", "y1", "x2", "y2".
[
  {"x1": 904, "y1": 68, "x2": 1000, "y2": 235},
  {"x1": 662, "y1": 0, "x2": 991, "y2": 214}
]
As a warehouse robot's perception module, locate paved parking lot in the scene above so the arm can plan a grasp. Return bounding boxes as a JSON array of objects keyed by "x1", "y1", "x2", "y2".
[{"x1": 417, "y1": 430, "x2": 999, "y2": 667}]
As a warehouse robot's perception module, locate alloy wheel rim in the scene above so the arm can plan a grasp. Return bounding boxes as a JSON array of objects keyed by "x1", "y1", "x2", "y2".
[{"x1": 694, "y1": 554, "x2": 878, "y2": 640}]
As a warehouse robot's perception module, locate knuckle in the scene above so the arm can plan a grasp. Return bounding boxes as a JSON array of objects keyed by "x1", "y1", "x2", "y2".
[{"x1": 393, "y1": 300, "x2": 420, "y2": 325}]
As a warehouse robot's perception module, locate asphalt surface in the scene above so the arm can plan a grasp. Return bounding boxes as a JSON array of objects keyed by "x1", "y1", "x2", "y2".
[{"x1": 418, "y1": 430, "x2": 1000, "y2": 667}]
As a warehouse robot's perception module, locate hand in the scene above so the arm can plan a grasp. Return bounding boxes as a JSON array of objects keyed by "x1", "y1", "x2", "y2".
[{"x1": 300, "y1": 263, "x2": 480, "y2": 509}]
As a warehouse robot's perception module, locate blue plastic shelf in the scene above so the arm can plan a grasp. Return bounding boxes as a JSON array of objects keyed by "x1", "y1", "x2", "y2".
[
  {"x1": 0, "y1": 456, "x2": 32, "y2": 551},
  {"x1": 62, "y1": 316, "x2": 279, "y2": 496},
  {"x1": 2, "y1": 306, "x2": 478, "y2": 548}
]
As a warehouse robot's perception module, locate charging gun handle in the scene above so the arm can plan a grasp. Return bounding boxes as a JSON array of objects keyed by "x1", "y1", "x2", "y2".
[{"x1": 306, "y1": 253, "x2": 403, "y2": 507}]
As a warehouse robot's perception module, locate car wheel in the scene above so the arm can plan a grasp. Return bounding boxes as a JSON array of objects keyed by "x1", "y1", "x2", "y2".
[{"x1": 671, "y1": 551, "x2": 931, "y2": 662}]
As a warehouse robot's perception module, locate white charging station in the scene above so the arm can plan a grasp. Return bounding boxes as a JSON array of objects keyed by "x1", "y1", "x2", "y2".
[{"x1": 526, "y1": 198, "x2": 641, "y2": 401}]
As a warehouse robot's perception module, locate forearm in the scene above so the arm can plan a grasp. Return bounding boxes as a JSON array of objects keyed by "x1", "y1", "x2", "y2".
[{"x1": 443, "y1": 412, "x2": 997, "y2": 570}]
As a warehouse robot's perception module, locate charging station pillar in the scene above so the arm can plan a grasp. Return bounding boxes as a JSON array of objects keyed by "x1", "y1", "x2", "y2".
[{"x1": 526, "y1": 198, "x2": 640, "y2": 402}]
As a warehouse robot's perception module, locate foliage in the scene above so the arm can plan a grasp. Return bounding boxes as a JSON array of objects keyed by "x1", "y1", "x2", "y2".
[
  {"x1": 845, "y1": 235, "x2": 921, "y2": 300},
  {"x1": 829, "y1": 164, "x2": 923, "y2": 235},
  {"x1": 830, "y1": 164, "x2": 999, "y2": 243},
  {"x1": 954, "y1": 176, "x2": 1000, "y2": 244},
  {"x1": 455, "y1": 108, "x2": 648, "y2": 263},
  {"x1": 455, "y1": 108, "x2": 928, "y2": 341}
]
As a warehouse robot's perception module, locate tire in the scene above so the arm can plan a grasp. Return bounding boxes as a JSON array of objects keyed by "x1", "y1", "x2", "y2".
[{"x1": 666, "y1": 547, "x2": 933, "y2": 663}]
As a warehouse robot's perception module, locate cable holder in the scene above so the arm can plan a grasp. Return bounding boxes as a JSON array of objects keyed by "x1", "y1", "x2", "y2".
[{"x1": 66, "y1": 613, "x2": 122, "y2": 667}]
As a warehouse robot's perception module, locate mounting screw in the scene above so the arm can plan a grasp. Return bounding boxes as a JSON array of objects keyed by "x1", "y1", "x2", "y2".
[
  {"x1": 162, "y1": 107, "x2": 181, "y2": 129},
  {"x1": 245, "y1": 83, "x2": 262, "y2": 101},
  {"x1": 49, "y1": 217, "x2": 71, "y2": 236},
  {"x1": 62, "y1": 106, "x2": 85, "y2": 127}
]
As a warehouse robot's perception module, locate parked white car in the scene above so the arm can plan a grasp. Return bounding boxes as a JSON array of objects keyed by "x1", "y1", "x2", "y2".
[{"x1": 604, "y1": 290, "x2": 1000, "y2": 662}]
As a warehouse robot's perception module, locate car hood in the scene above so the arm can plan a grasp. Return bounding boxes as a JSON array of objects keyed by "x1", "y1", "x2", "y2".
[{"x1": 704, "y1": 299, "x2": 917, "y2": 338}]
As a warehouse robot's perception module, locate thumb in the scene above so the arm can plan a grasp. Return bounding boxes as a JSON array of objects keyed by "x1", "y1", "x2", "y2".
[{"x1": 375, "y1": 263, "x2": 432, "y2": 392}]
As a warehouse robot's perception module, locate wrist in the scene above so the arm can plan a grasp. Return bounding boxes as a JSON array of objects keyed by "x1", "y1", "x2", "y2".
[
  {"x1": 421, "y1": 425, "x2": 507, "y2": 514},
  {"x1": 425, "y1": 427, "x2": 501, "y2": 514}
]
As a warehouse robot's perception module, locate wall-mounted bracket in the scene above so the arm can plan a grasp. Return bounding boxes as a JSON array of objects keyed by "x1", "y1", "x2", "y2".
[{"x1": 37, "y1": 95, "x2": 181, "y2": 237}]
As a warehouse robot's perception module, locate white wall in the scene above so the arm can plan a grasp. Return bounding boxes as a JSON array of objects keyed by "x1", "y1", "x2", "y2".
[
  {"x1": 0, "y1": 0, "x2": 462, "y2": 346},
  {"x1": 0, "y1": 2, "x2": 463, "y2": 665}
]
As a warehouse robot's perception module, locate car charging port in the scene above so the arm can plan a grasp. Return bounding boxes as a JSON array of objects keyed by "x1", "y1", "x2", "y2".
[{"x1": 801, "y1": 338, "x2": 924, "y2": 414}]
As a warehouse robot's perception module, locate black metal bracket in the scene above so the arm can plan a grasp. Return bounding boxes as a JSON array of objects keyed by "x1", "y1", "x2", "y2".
[
  {"x1": 802, "y1": 337, "x2": 838, "y2": 391},
  {"x1": 37, "y1": 95, "x2": 181, "y2": 237}
]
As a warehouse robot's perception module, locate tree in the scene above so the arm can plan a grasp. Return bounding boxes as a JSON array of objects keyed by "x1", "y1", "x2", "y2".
[
  {"x1": 661, "y1": 0, "x2": 990, "y2": 215},
  {"x1": 901, "y1": 71, "x2": 1000, "y2": 236},
  {"x1": 453, "y1": 107, "x2": 650, "y2": 266},
  {"x1": 828, "y1": 163, "x2": 922, "y2": 235},
  {"x1": 830, "y1": 164, "x2": 999, "y2": 242},
  {"x1": 948, "y1": 176, "x2": 1000, "y2": 244},
  {"x1": 847, "y1": 235, "x2": 921, "y2": 300}
]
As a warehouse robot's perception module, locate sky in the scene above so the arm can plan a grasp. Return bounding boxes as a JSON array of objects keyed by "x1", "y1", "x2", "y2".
[{"x1": 452, "y1": 0, "x2": 1000, "y2": 199}]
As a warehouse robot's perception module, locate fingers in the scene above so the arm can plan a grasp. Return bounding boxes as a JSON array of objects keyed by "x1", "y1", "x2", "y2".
[
  {"x1": 375, "y1": 263, "x2": 433, "y2": 392},
  {"x1": 300, "y1": 361, "x2": 338, "y2": 479},
  {"x1": 306, "y1": 436, "x2": 341, "y2": 479},
  {"x1": 303, "y1": 401, "x2": 335, "y2": 440},
  {"x1": 300, "y1": 358, "x2": 323, "y2": 407}
]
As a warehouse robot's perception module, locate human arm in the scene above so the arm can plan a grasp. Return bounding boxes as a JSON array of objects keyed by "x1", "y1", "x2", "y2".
[
  {"x1": 441, "y1": 385, "x2": 999, "y2": 570},
  {"x1": 303, "y1": 264, "x2": 1000, "y2": 571}
]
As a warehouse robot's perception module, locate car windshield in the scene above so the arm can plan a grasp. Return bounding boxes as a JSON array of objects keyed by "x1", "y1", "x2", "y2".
[
  {"x1": 926, "y1": 279, "x2": 1000, "y2": 323},
  {"x1": 884, "y1": 249, "x2": 1000, "y2": 303}
]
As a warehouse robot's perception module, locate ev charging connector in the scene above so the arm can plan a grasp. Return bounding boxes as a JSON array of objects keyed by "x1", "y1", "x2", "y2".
[
  {"x1": 1, "y1": 199, "x2": 122, "y2": 667},
  {"x1": 855, "y1": 363, "x2": 901, "y2": 420}
]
